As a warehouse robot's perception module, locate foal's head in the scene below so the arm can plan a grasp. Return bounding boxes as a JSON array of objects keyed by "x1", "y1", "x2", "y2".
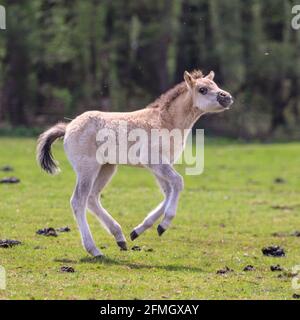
[{"x1": 184, "y1": 70, "x2": 233, "y2": 113}]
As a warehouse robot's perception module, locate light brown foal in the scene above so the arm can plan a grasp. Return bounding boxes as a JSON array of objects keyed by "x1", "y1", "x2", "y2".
[{"x1": 37, "y1": 70, "x2": 233, "y2": 257}]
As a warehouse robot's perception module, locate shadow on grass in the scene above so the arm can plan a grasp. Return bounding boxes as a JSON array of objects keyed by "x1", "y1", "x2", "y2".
[{"x1": 79, "y1": 256, "x2": 203, "y2": 273}]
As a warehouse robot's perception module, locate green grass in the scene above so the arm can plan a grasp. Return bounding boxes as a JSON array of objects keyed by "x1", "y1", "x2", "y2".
[{"x1": 0, "y1": 137, "x2": 300, "y2": 300}]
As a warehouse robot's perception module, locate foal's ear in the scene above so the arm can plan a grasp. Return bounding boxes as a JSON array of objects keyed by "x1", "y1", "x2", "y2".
[
  {"x1": 184, "y1": 71, "x2": 196, "y2": 89},
  {"x1": 205, "y1": 71, "x2": 215, "y2": 80}
]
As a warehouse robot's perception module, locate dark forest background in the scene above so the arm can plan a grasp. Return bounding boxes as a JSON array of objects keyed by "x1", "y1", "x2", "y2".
[{"x1": 0, "y1": 0, "x2": 300, "y2": 139}]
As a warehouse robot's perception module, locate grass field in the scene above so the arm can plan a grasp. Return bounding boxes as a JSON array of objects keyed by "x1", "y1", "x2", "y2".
[{"x1": 0, "y1": 137, "x2": 300, "y2": 300}]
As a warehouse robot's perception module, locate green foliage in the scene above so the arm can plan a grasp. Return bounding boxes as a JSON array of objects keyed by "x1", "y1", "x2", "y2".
[
  {"x1": 0, "y1": 0, "x2": 299, "y2": 139},
  {"x1": 0, "y1": 126, "x2": 42, "y2": 137}
]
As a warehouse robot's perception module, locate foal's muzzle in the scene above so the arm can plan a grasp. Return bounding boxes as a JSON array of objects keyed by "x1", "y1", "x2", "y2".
[{"x1": 217, "y1": 92, "x2": 234, "y2": 108}]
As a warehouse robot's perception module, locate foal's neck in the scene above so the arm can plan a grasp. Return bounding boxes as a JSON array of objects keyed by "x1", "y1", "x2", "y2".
[{"x1": 162, "y1": 90, "x2": 203, "y2": 131}]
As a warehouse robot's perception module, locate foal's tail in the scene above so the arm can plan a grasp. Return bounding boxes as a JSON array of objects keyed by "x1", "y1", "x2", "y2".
[{"x1": 37, "y1": 122, "x2": 67, "y2": 175}]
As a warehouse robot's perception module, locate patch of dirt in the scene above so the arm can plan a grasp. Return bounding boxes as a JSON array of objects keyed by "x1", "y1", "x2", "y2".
[
  {"x1": 216, "y1": 266, "x2": 233, "y2": 275},
  {"x1": 243, "y1": 265, "x2": 255, "y2": 272},
  {"x1": 293, "y1": 294, "x2": 300, "y2": 299},
  {"x1": 131, "y1": 245, "x2": 141, "y2": 251},
  {"x1": 272, "y1": 231, "x2": 300, "y2": 238},
  {"x1": 56, "y1": 226, "x2": 71, "y2": 233},
  {"x1": 36, "y1": 227, "x2": 58, "y2": 237},
  {"x1": 274, "y1": 177, "x2": 286, "y2": 184},
  {"x1": 270, "y1": 264, "x2": 284, "y2": 272},
  {"x1": 271, "y1": 205, "x2": 293, "y2": 211},
  {"x1": 37, "y1": 226, "x2": 71, "y2": 237},
  {"x1": 262, "y1": 245, "x2": 285, "y2": 257},
  {"x1": 271, "y1": 232, "x2": 288, "y2": 237},
  {"x1": 0, "y1": 165, "x2": 13, "y2": 172},
  {"x1": 277, "y1": 271, "x2": 298, "y2": 279},
  {"x1": 60, "y1": 266, "x2": 75, "y2": 273},
  {"x1": 291, "y1": 231, "x2": 300, "y2": 237},
  {"x1": 0, "y1": 239, "x2": 22, "y2": 248},
  {"x1": 0, "y1": 177, "x2": 20, "y2": 184},
  {"x1": 130, "y1": 245, "x2": 153, "y2": 252}
]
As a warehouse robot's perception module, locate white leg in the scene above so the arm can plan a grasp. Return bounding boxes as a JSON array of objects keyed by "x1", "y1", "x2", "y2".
[
  {"x1": 130, "y1": 176, "x2": 172, "y2": 240},
  {"x1": 70, "y1": 164, "x2": 103, "y2": 257},
  {"x1": 150, "y1": 164, "x2": 183, "y2": 235},
  {"x1": 87, "y1": 164, "x2": 127, "y2": 250}
]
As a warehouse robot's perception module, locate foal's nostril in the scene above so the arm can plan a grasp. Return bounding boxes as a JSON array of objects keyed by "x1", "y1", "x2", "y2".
[{"x1": 218, "y1": 92, "x2": 227, "y2": 98}]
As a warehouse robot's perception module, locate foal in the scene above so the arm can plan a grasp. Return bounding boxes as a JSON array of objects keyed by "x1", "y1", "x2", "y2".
[{"x1": 37, "y1": 70, "x2": 233, "y2": 257}]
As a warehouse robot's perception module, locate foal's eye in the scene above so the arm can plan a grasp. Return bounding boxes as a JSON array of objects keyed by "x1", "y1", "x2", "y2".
[{"x1": 199, "y1": 87, "x2": 208, "y2": 95}]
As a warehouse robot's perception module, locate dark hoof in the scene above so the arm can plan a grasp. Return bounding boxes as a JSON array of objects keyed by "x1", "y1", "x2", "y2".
[
  {"x1": 117, "y1": 241, "x2": 128, "y2": 251},
  {"x1": 157, "y1": 225, "x2": 166, "y2": 236},
  {"x1": 130, "y1": 230, "x2": 139, "y2": 241}
]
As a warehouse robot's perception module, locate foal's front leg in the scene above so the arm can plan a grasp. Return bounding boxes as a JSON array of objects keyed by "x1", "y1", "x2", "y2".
[
  {"x1": 152, "y1": 164, "x2": 184, "y2": 235},
  {"x1": 131, "y1": 164, "x2": 183, "y2": 239},
  {"x1": 130, "y1": 176, "x2": 171, "y2": 240}
]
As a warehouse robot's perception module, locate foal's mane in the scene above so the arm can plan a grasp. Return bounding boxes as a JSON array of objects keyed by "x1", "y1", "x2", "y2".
[{"x1": 147, "y1": 70, "x2": 203, "y2": 110}]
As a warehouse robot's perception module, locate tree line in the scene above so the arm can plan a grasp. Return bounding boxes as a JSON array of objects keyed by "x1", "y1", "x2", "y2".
[{"x1": 0, "y1": 0, "x2": 299, "y2": 139}]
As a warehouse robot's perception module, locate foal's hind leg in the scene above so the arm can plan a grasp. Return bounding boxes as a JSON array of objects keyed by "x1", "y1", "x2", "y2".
[
  {"x1": 87, "y1": 164, "x2": 127, "y2": 250},
  {"x1": 130, "y1": 175, "x2": 172, "y2": 240},
  {"x1": 71, "y1": 164, "x2": 103, "y2": 257}
]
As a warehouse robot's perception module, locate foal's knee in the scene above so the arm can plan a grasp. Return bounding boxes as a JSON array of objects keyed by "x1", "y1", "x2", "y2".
[
  {"x1": 87, "y1": 194, "x2": 97, "y2": 210},
  {"x1": 71, "y1": 180, "x2": 91, "y2": 212},
  {"x1": 71, "y1": 193, "x2": 86, "y2": 216},
  {"x1": 173, "y1": 174, "x2": 184, "y2": 192}
]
